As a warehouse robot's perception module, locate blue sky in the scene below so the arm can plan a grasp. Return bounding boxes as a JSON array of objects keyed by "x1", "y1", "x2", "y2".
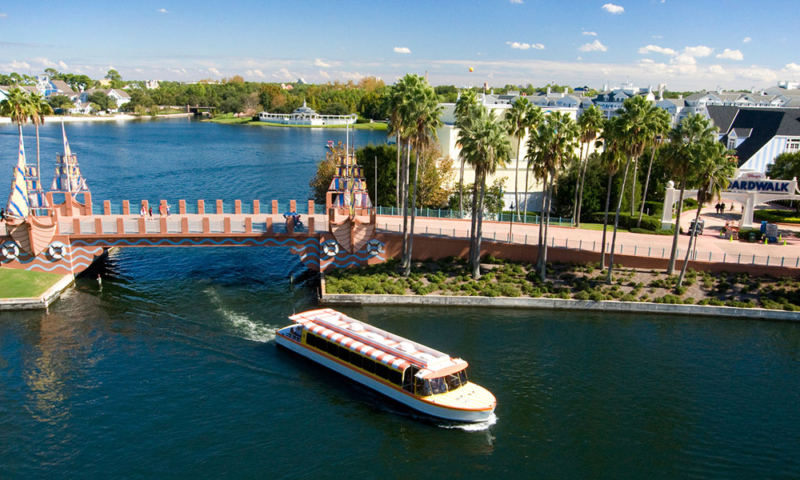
[{"x1": 1, "y1": 0, "x2": 799, "y2": 90}]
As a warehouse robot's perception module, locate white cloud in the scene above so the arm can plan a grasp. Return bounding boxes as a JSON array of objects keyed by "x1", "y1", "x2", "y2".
[
  {"x1": 157, "y1": 8, "x2": 168, "y2": 13},
  {"x1": 208, "y1": 67, "x2": 220, "y2": 76},
  {"x1": 339, "y1": 71, "x2": 364, "y2": 80},
  {"x1": 135, "y1": 68, "x2": 144, "y2": 73},
  {"x1": 652, "y1": 35, "x2": 663, "y2": 39},
  {"x1": 33, "y1": 57, "x2": 58, "y2": 68},
  {"x1": 274, "y1": 68, "x2": 293, "y2": 79},
  {"x1": 510, "y1": 0, "x2": 524, "y2": 3},
  {"x1": 58, "y1": 61, "x2": 68, "y2": 70},
  {"x1": 735, "y1": 66, "x2": 777, "y2": 82},
  {"x1": 683, "y1": 45, "x2": 713, "y2": 58},
  {"x1": 639, "y1": 58, "x2": 654, "y2": 64},
  {"x1": 708, "y1": 65, "x2": 727, "y2": 75},
  {"x1": 579, "y1": 40, "x2": 607, "y2": 52},
  {"x1": 506, "y1": 41, "x2": 545, "y2": 50},
  {"x1": 319, "y1": 70, "x2": 330, "y2": 79},
  {"x1": 743, "y1": 37, "x2": 752, "y2": 43},
  {"x1": 582, "y1": 31, "x2": 597, "y2": 36},
  {"x1": 7, "y1": 60, "x2": 31, "y2": 70},
  {"x1": 638, "y1": 45, "x2": 677, "y2": 56},
  {"x1": 783, "y1": 63, "x2": 800, "y2": 74},
  {"x1": 393, "y1": 47, "x2": 411, "y2": 54},
  {"x1": 0, "y1": 13, "x2": 7, "y2": 18},
  {"x1": 602, "y1": 3, "x2": 624, "y2": 14},
  {"x1": 314, "y1": 58, "x2": 330, "y2": 68},
  {"x1": 577, "y1": 56, "x2": 583, "y2": 61},
  {"x1": 716, "y1": 49, "x2": 743, "y2": 61},
  {"x1": 670, "y1": 54, "x2": 697, "y2": 66},
  {"x1": 246, "y1": 69, "x2": 265, "y2": 78}
]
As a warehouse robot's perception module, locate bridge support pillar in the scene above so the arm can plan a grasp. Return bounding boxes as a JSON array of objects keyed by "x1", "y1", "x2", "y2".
[
  {"x1": 290, "y1": 200, "x2": 297, "y2": 213},
  {"x1": 73, "y1": 218, "x2": 81, "y2": 234},
  {"x1": 181, "y1": 217, "x2": 188, "y2": 233},
  {"x1": 198, "y1": 200, "x2": 205, "y2": 215},
  {"x1": 202, "y1": 217, "x2": 210, "y2": 233},
  {"x1": 266, "y1": 217, "x2": 273, "y2": 234},
  {"x1": 308, "y1": 200, "x2": 314, "y2": 215},
  {"x1": 95, "y1": 218, "x2": 103, "y2": 234},
  {"x1": 216, "y1": 199, "x2": 223, "y2": 214},
  {"x1": 116, "y1": 218, "x2": 124, "y2": 234},
  {"x1": 224, "y1": 218, "x2": 231, "y2": 234},
  {"x1": 271, "y1": 200, "x2": 278, "y2": 215},
  {"x1": 253, "y1": 200, "x2": 260, "y2": 215},
  {"x1": 123, "y1": 200, "x2": 130, "y2": 216},
  {"x1": 245, "y1": 218, "x2": 252, "y2": 233},
  {"x1": 308, "y1": 217, "x2": 315, "y2": 234},
  {"x1": 138, "y1": 217, "x2": 146, "y2": 234},
  {"x1": 235, "y1": 200, "x2": 242, "y2": 214},
  {"x1": 179, "y1": 200, "x2": 186, "y2": 215},
  {"x1": 160, "y1": 217, "x2": 167, "y2": 234},
  {"x1": 160, "y1": 200, "x2": 168, "y2": 214},
  {"x1": 103, "y1": 200, "x2": 111, "y2": 216}
]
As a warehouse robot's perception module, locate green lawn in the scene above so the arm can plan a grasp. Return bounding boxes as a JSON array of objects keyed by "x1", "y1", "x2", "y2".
[
  {"x1": 578, "y1": 223, "x2": 630, "y2": 233},
  {"x1": 0, "y1": 268, "x2": 65, "y2": 298}
]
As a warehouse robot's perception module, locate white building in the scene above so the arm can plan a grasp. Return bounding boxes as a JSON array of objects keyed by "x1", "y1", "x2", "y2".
[{"x1": 258, "y1": 101, "x2": 357, "y2": 126}]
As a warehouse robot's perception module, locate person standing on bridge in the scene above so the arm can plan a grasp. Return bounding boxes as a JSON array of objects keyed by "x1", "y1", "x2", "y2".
[
  {"x1": 148, "y1": 206, "x2": 153, "y2": 220},
  {"x1": 166, "y1": 204, "x2": 171, "y2": 216},
  {"x1": 140, "y1": 205, "x2": 146, "y2": 218},
  {"x1": 159, "y1": 203, "x2": 165, "y2": 217}
]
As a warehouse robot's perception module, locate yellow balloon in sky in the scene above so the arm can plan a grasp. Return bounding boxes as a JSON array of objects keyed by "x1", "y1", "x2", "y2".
[{"x1": 469, "y1": 67, "x2": 474, "y2": 72}]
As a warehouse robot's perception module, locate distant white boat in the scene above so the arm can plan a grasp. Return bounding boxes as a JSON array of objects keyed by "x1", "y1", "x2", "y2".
[{"x1": 258, "y1": 101, "x2": 357, "y2": 126}]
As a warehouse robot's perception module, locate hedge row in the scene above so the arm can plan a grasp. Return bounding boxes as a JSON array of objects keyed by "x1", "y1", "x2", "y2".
[
  {"x1": 586, "y1": 212, "x2": 663, "y2": 232},
  {"x1": 753, "y1": 209, "x2": 800, "y2": 224}
]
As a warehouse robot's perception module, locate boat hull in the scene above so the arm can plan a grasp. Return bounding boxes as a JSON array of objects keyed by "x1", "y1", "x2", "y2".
[{"x1": 275, "y1": 330, "x2": 494, "y2": 423}]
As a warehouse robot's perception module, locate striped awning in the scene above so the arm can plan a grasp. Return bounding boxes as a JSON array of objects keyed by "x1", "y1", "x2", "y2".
[{"x1": 295, "y1": 317, "x2": 411, "y2": 371}]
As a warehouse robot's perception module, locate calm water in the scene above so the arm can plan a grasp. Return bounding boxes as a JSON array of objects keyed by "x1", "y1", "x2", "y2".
[{"x1": 1, "y1": 120, "x2": 800, "y2": 479}]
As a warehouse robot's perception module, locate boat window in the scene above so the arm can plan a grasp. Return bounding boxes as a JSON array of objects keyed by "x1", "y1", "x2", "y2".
[
  {"x1": 350, "y1": 352, "x2": 363, "y2": 368},
  {"x1": 429, "y1": 377, "x2": 447, "y2": 395},
  {"x1": 306, "y1": 333, "x2": 317, "y2": 348},
  {"x1": 337, "y1": 346, "x2": 350, "y2": 362},
  {"x1": 362, "y1": 358, "x2": 376, "y2": 374},
  {"x1": 389, "y1": 369, "x2": 402, "y2": 386},
  {"x1": 375, "y1": 363, "x2": 390, "y2": 380},
  {"x1": 458, "y1": 370, "x2": 468, "y2": 385},
  {"x1": 326, "y1": 341, "x2": 338, "y2": 356},
  {"x1": 445, "y1": 374, "x2": 462, "y2": 391},
  {"x1": 417, "y1": 379, "x2": 432, "y2": 397}
]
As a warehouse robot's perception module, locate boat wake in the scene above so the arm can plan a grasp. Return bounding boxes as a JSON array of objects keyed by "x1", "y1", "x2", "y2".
[
  {"x1": 437, "y1": 413, "x2": 498, "y2": 432},
  {"x1": 204, "y1": 288, "x2": 277, "y2": 342}
]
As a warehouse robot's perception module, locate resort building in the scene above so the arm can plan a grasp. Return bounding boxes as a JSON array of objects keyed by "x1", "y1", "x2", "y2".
[
  {"x1": 258, "y1": 101, "x2": 357, "y2": 126},
  {"x1": 707, "y1": 106, "x2": 800, "y2": 174}
]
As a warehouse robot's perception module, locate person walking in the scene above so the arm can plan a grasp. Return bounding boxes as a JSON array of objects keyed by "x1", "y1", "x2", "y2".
[
  {"x1": 159, "y1": 203, "x2": 165, "y2": 216},
  {"x1": 140, "y1": 205, "x2": 146, "y2": 217},
  {"x1": 166, "y1": 204, "x2": 171, "y2": 216},
  {"x1": 148, "y1": 206, "x2": 153, "y2": 219}
]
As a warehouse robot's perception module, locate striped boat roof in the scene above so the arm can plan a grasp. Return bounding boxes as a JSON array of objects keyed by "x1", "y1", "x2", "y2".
[{"x1": 289, "y1": 309, "x2": 468, "y2": 377}]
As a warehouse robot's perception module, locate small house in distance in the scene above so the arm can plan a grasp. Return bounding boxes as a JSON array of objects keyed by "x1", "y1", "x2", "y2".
[{"x1": 258, "y1": 101, "x2": 357, "y2": 126}]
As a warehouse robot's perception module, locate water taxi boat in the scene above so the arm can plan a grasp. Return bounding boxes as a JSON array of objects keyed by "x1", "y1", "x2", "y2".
[{"x1": 275, "y1": 308, "x2": 496, "y2": 423}]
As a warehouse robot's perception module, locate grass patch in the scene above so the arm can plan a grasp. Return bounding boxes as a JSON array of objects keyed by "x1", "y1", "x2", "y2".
[
  {"x1": 577, "y1": 223, "x2": 629, "y2": 233},
  {"x1": 0, "y1": 269, "x2": 65, "y2": 298}
]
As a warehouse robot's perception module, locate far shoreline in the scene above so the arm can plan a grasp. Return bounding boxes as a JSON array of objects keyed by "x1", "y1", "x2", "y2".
[
  {"x1": 207, "y1": 115, "x2": 388, "y2": 130},
  {"x1": 0, "y1": 113, "x2": 193, "y2": 124}
]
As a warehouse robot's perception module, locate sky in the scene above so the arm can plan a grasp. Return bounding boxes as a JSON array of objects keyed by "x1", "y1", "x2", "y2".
[{"x1": 1, "y1": 0, "x2": 799, "y2": 91}]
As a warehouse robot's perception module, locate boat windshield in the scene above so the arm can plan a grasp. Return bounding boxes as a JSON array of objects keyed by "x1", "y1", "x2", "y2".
[{"x1": 417, "y1": 369, "x2": 469, "y2": 396}]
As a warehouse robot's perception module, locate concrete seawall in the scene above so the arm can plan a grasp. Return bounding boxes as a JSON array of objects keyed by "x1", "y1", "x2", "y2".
[{"x1": 320, "y1": 288, "x2": 800, "y2": 322}]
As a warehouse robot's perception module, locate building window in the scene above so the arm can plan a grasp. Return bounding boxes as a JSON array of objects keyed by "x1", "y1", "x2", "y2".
[
  {"x1": 787, "y1": 138, "x2": 800, "y2": 153},
  {"x1": 728, "y1": 138, "x2": 737, "y2": 150}
]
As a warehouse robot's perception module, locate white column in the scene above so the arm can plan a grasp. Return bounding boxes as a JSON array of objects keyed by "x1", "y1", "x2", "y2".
[
  {"x1": 740, "y1": 194, "x2": 756, "y2": 229},
  {"x1": 661, "y1": 184, "x2": 677, "y2": 229}
]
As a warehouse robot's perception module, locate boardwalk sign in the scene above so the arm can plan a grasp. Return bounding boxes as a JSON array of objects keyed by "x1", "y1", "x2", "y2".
[{"x1": 727, "y1": 178, "x2": 794, "y2": 193}]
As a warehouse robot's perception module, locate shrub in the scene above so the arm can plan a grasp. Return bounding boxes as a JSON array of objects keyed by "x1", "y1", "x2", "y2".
[
  {"x1": 674, "y1": 286, "x2": 687, "y2": 296},
  {"x1": 573, "y1": 291, "x2": 591, "y2": 300},
  {"x1": 497, "y1": 283, "x2": 521, "y2": 297},
  {"x1": 588, "y1": 291, "x2": 606, "y2": 302}
]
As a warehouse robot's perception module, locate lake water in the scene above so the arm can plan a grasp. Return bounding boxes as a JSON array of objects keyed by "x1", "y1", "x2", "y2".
[{"x1": 1, "y1": 119, "x2": 799, "y2": 479}]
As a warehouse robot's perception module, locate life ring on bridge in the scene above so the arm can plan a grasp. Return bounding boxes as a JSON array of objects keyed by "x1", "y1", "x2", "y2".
[
  {"x1": 1, "y1": 241, "x2": 20, "y2": 260},
  {"x1": 322, "y1": 240, "x2": 340, "y2": 257},
  {"x1": 47, "y1": 242, "x2": 68, "y2": 260},
  {"x1": 366, "y1": 239, "x2": 383, "y2": 256}
]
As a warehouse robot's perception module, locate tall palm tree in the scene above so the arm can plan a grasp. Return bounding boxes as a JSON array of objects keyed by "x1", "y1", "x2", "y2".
[
  {"x1": 636, "y1": 107, "x2": 672, "y2": 227},
  {"x1": 607, "y1": 96, "x2": 656, "y2": 283},
  {"x1": 0, "y1": 87, "x2": 33, "y2": 137},
  {"x1": 454, "y1": 90, "x2": 480, "y2": 216},
  {"x1": 521, "y1": 106, "x2": 544, "y2": 224},
  {"x1": 528, "y1": 111, "x2": 579, "y2": 280},
  {"x1": 574, "y1": 105, "x2": 604, "y2": 227},
  {"x1": 597, "y1": 116, "x2": 625, "y2": 270},
  {"x1": 664, "y1": 114, "x2": 718, "y2": 274},
  {"x1": 389, "y1": 75, "x2": 417, "y2": 268},
  {"x1": 676, "y1": 141, "x2": 736, "y2": 286},
  {"x1": 401, "y1": 78, "x2": 443, "y2": 276},
  {"x1": 388, "y1": 81, "x2": 410, "y2": 211},
  {"x1": 505, "y1": 97, "x2": 532, "y2": 222},
  {"x1": 458, "y1": 107, "x2": 511, "y2": 278},
  {"x1": 28, "y1": 92, "x2": 54, "y2": 191}
]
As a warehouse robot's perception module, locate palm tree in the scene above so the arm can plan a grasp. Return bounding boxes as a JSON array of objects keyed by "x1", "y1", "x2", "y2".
[
  {"x1": 597, "y1": 116, "x2": 625, "y2": 270},
  {"x1": 521, "y1": 106, "x2": 544, "y2": 224},
  {"x1": 28, "y1": 92, "x2": 54, "y2": 191},
  {"x1": 454, "y1": 90, "x2": 480, "y2": 216},
  {"x1": 401, "y1": 78, "x2": 443, "y2": 276},
  {"x1": 636, "y1": 107, "x2": 672, "y2": 227},
  {"x1": 0, "y1": 87, "x2": 33, "y2": 137},
  {"x1": 607, "y1": 96, "x2": 657, "y2": 283},
  {"x1": 458, "y1": 107, "x2": 511, "y2": 278},
  {"x1": 388, "y1": 81, "x2": 410, "y2": 210},
  {"x1": 505, "y1": 97, "x2": 532, "y2": 222},
  {"x1": 528, "y1": 111, "x2": 579, "y2": 280},
  {"x1": 389, "y1": 75, "x2": 417, "y2": 268},
  {"x1": 664, "y1": 114, "x2": 718, "y2": 274},
  {"x1": 676, "y1": 140, "x2": 736, "y2": 286},
  {"x1": 574, "y1": 105, "x2": 604, "y2": 227}
]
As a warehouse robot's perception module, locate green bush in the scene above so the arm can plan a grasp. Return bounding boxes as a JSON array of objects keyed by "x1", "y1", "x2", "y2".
[
  {"x1": 586, "y1": 212, "x2": 663, "y2": 232},
  {"x1": 753, "y1": 209, "x2": 800, "y2": 224}
]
